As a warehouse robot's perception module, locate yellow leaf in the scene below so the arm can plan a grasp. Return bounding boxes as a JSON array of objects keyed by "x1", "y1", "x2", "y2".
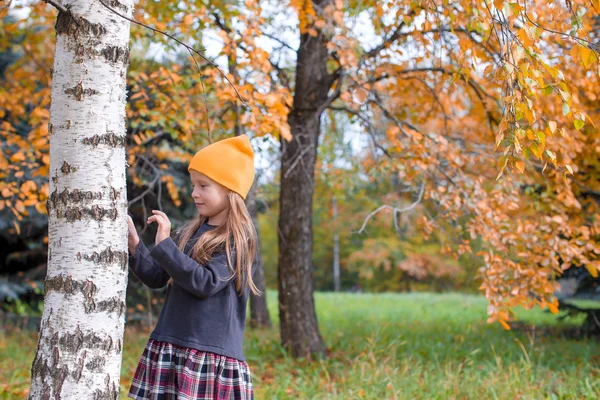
[
  {"x1": 548, "y1": 121, "x2": 557, "y2": 134},
  {"x1": 585, "y1": 264, "x2": 599, "y2": 278},
  {"x1": 579, "y1": 46, "x2": 597, "y2": 69},
  {"x1": 565, "y1": 164, "x2": 573, "y2": 175},
  {"x1": 499, "y1": 319, "x2": 511, "y2": 330},
  {"x1": 494, "y1": 0, "x2": 504, "y2": 10},
  {"x1": 515, "y1": 161, "x2": 525, "y2": 174},
  {"x1": 530, "y1": 143, "x2": 543, "y2": 159}
]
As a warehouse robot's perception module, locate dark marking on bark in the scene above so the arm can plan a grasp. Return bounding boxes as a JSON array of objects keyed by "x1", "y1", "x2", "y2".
[
  {"x1": 64, "y1": 275, "x2": 73, "y2": 294},
  {"x1": 83, "y1": 247, "x2": 127, "y2": 269},
  {"x1": 81, "y1": 131, "x2": 126, "y2": 148},
  {"x1": 96, "y1": 296, "x2": 126, "y2": 317},
  {"x1": 52, "y1": 346, "x2": 60, "y2": 367},
  {"x1": 85, "y1": 355, "x2": 106, "y2": 372},
  {"x1": 93, "y1": 374, "x2": 118, "y2": 400},
  {"x1": 42, "y1": 384, "x2": 51, "y2": 400},
  {"x1": 82, "y1": 279, "x2": 98, "y2": 313},
  {"x1": 44, "y1": 275, "x2": 97, "y2": 305},
  {"x1": 31, "y1": 353, "x2": 43, "y2": 379},
  {"x1": 50, "y1": 332, "x2": 59, "y2": 348},
  {"x1": 101, "y1": 46, "x2": 129, "y2": 64},
  {"x1": 54, "y1": 205, "x2": 118, "y2": 221},
  {"x1": 60, "y1": 161, "x2": 72, "y2": 174},
  {"x1": 64, "y1": 82, "x2": 98, "y2": 101},
  {"x1": 54, "y1": 365, "x2": 68, "y2": 399},
  {"x1": 67, "y1": 120, "x2": 71, "y2": 129},
  {"x1": 57, "y1": 328, "x2": 116, "y2": 354},
  {"x1": 65, "y1": 207, "x2": 83, "y2": 221},
  {"x1": 105, "y1": 0, "x2": 129, "y2": 12},
  {"x1": 109, "y1": 187, "x2": 120, "y2": 201},
  {"x1": 72, "y1": 350, "x2": 87, "y2": 382},
  {"x1": 75, "y1": 44, "x2": 85, "y2": 63},
  {"x1": 56, "y1": 11, "x2": 107, "y2": 37},
  {"x1": 40, "y1": 359, "x2": 52, "y2": 382},
  {"x1": 50, "y1": 188, "x2": 102, "y2": 209},
  {"x1": 117, "y1": 339, "x2": 122, "y2": 353},
  {"x1": 48, "y1": 123, "x2": 54, "y2": 135}
]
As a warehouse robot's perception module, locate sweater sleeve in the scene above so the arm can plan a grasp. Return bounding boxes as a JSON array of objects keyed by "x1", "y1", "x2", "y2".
[
  {"x1": 128, "y1": 241, "x2": 170, "y2": 289},
  {"x1": 149, "y1": 237, "x2": 233, "y2": 298}
]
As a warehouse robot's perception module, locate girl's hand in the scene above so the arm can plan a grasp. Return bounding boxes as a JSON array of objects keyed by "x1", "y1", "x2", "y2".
[
  {"x1": 147, "y1": 210, "x2": 171, "y2": 246},
  {"x1": 127, "y1": 215, "x2": 140, "y2": 254}
]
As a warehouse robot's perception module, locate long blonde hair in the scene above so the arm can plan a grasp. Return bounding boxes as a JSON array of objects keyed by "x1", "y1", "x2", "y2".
[{"x1": 172, "y1": 191, "x2": 260, "y2": 295}]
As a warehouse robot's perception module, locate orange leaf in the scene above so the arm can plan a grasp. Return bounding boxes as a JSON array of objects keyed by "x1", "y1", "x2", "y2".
[
  {"x1": 585, "y1": 264, "x2": 599, "y2": 278},
  {"x1": 499, "y1": 319, "x2": 511, "y2": 330}
]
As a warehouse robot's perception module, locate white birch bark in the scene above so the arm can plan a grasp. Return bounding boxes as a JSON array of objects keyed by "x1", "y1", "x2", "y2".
[{"x1": 29, "y1": 1, "x2": 134, "y2": 398}]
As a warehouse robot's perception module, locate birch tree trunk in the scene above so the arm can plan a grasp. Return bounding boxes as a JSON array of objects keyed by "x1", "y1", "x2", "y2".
[{"x1": 29, "y1": 1, "x2": 133, "y2": 398}]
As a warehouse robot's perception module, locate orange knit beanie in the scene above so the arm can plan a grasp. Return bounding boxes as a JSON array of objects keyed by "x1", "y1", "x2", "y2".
[{"x1": 187, "y1": 135, "x2": 255, "y2": 199}]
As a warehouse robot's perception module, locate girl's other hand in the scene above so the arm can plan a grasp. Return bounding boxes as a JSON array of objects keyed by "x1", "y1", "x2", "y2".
[
  {"x1": 127, "y1": 215, "x2": 140, "y2": 254},
  {"x1": 148, "y1": 210, "x2": 171, "y2": 246}
]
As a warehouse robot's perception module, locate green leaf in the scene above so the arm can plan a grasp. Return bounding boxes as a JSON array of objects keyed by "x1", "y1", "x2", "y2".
[
  {"x1": 574, "y1": 119, "x2": 585, "y2": 130},
  {"x1": 542, "y1": 86, "x2": 553, "y2": 96},
  {"x1": 535, "y1": 131, "x2": 546, "y2": 147}
]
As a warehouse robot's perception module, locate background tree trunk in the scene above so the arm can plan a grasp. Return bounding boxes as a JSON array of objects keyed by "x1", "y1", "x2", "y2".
[
  {"x1": 278, "y1": 0, "x2": 337, "y2": 358},
  {"x1": 228, "y1": 41, "x2": 272, "y2": 328},
  {"x1": 245, "y1": 182, "x2": 272, "y2": 328},
  {"x1": 332, "y1": 197, "x2": 340, "y2": 292},
  {"x1": 29, "y1": 2, "x2": 133, "y2": 398}
]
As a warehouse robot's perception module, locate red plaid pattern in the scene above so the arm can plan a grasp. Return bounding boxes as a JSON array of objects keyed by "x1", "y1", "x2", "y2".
[{"x1": 128, "y1": 339, "x2": 254, "y2": 400}]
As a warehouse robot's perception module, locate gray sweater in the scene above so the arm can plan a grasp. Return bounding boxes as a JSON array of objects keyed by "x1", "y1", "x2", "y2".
[{"x1": 128, "y1": 222, "x2": 252, "y2": 361}]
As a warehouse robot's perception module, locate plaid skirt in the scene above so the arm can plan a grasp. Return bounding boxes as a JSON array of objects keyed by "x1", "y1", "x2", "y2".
[{"x1": 128, "y1": 339, "x2": 254, "y2": 400}]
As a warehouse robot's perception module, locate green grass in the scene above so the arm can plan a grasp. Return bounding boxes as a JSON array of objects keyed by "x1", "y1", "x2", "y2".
[{"x1": 2, "y1": 292, "x2": 599, "y2": 399}]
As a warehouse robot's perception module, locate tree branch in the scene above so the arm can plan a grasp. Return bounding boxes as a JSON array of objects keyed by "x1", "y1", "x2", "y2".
[
  {"x1": 355, "y1": 179, "x2": 426, "y2": 234},
  {"x1": 97, "y1": 0, "x2": 248, "y2": 108}
]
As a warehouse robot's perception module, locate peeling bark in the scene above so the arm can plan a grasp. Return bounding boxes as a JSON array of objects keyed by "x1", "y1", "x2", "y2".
[{"x1": 29, "y1": 1, "x2": 134, "y2": 398}]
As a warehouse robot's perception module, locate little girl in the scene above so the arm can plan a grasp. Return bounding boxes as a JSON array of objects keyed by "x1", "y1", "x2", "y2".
[{"x1": 126, "y1": 135, "x2": 259, "y2": 400}]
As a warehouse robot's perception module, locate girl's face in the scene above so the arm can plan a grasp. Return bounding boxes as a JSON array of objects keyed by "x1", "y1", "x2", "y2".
[{"x1": 190, "y1": 170, "x2": 230, "y2": 225}]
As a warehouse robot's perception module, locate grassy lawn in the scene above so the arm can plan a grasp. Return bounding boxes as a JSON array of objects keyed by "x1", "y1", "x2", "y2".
[{"x1": 2, "y1": 292, "x2": 599, "y2": 399}]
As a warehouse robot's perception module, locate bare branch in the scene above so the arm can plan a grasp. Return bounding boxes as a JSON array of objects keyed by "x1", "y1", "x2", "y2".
[
  {"x1": 260, "y1": 30, "x2": 297, "y2": 52},
  {"x1": 355, "y1": 179, "x2": 426, "y2": 234},
  {"x1": 127, "y1": 155, "x2": 163, "y2": 210}
]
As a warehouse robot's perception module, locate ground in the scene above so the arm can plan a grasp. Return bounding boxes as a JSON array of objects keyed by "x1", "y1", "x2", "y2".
[{"x1": 1, "y1": 292, "x2": 599, "y2": 399}]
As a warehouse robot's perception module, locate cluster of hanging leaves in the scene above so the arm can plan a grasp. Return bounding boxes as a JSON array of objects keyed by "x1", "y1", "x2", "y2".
[
  {"x1": 2, "y1": 0, "x2": 600, "y2": 328},
  {"x1": 297, "y1": 0, "x2": 600, "y2": 327}
]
